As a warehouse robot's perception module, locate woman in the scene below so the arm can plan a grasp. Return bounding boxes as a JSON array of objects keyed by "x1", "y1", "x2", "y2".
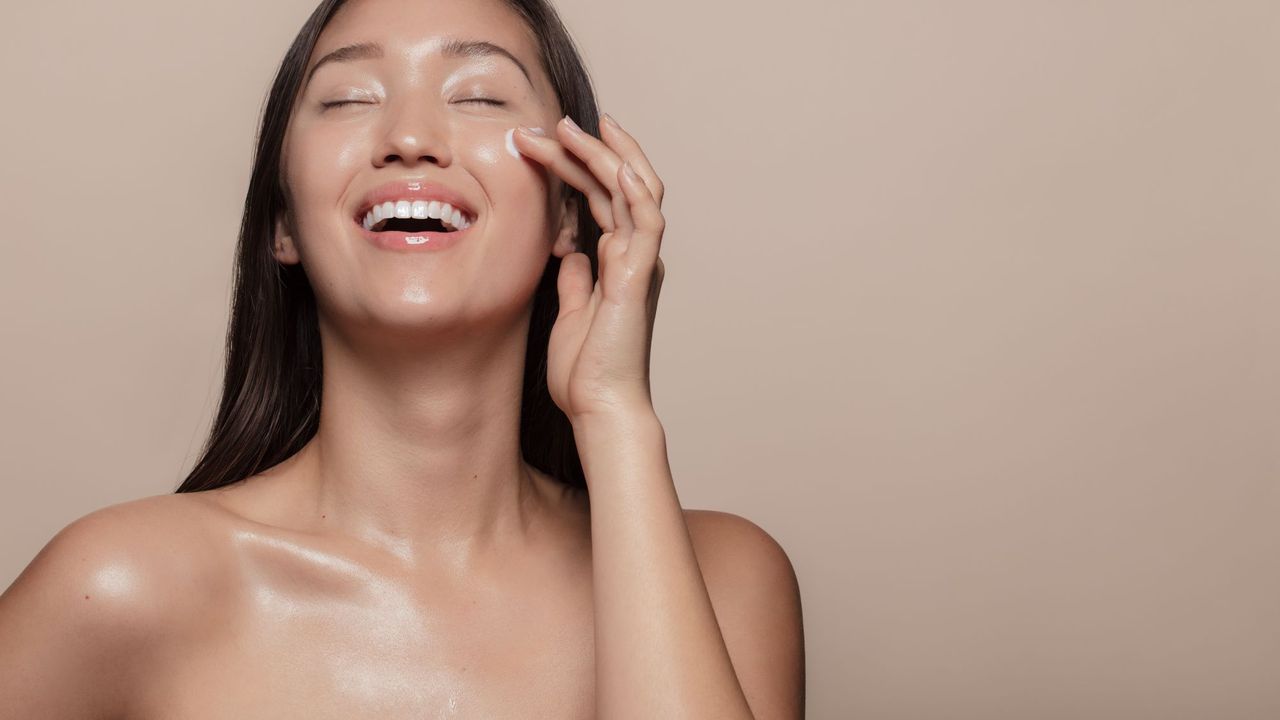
[{"x1": 0, "y1": 0, "x2": 804, "y2": 717}]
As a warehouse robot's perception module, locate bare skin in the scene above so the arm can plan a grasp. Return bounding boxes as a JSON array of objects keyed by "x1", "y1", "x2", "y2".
[
  {"x1": 139, "y1": 459, "x2": 601, "y2": 720},
  {"x1": 0, "y1": 0, "x2": 804, "y2": 716},
  {"x1": 105, "y1": 1, "x2": 604, "y2": 714},
  {"x1": 0, "y1": 467, "x2": 757, "y2": 719}
]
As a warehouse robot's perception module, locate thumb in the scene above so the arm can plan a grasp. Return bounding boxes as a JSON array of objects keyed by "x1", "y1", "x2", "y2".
[{"x1": 556, "y1": 252, "x2": 594, "y2": 318}]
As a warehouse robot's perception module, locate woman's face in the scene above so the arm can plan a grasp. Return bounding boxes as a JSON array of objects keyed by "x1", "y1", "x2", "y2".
[{"x1": 275, "y1": 0, "x2": 576, "y2": 337}]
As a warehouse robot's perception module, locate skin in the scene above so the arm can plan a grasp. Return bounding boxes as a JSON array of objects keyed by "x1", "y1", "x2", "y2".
[{"x1": 0, "y1": 0, "x2": 805, "y2": 717}]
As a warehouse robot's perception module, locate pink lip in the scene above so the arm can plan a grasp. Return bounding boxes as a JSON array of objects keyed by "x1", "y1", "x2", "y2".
[{"x1": 352, "y1": 178, "x2": 480, "y2": 224}]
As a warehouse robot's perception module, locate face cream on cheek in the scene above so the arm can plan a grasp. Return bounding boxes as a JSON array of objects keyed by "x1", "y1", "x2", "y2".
[{"x1": 505, "y1": 126, "x2": 546, "y2": 158}]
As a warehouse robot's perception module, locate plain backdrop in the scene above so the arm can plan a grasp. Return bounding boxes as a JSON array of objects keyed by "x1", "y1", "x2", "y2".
[{"x1": 2, "y1": 1, "x2": 1279, "y2": 718}]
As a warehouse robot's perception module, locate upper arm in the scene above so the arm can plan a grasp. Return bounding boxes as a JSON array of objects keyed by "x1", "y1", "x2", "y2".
[
  {"x1": 0, "y1": 504, "x2": 170, "y2": 719},
  {"x1": 685, "y1": 509, "x2": 806, "y2": 720}
]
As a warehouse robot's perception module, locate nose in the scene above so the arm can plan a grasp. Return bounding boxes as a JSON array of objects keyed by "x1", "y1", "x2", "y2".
[{"x1": 372, "y1": 103, "x2": 453, "y2": 169}]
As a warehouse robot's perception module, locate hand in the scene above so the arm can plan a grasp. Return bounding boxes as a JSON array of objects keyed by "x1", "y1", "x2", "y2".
[{"x1": 512, "y1": 114, "x2": 666, "y2": 425}]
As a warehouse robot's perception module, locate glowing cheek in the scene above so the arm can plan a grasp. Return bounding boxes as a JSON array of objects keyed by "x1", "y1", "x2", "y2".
[
  {"x1": 476, "y1": 139, "x2": 501, "y2": 166},
  {"x1": 335, "y1": 141, "x2": 362, "y2": 168}
]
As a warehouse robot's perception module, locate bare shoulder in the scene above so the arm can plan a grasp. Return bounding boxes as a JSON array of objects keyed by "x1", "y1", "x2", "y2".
[
  {"x1": 683, "y1": 509, "x2": 801, "y2": 596},
  {"x1": 682, "y1": 508, "x2": 806, "y2": 719},
  {"x1": 682, "y1": 508, "x2": 804, "y2": 615},
  {"x1": 2, "y1": 493, "x2": 225, "y2": 620},
  {"x1": 0, "y1": 493, "x2": 229, "y2": 718}
]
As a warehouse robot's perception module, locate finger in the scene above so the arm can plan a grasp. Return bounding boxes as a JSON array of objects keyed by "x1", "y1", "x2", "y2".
[
  {"x1": 556, "y1": 252, "x2": 594, "y2": 319},
  {"x1": 514, "y1": 127, "x2": 617, "y2": 232},
  {"x1": 604, "y1": 167, "x2": 635, "y2": 259},
  {"x1": 599, "y1": 196, "x2": 633, "y2": 264},
  {"x1": 610, "y1": 176, "x2": 634, "y2": 236},
  {"x1": 599, "y1": 113, "x2": 665, "y2": 208},
  {"x1": 617, "y1": 161, "x2": 665, "y2": 268},
  {"x1": 553, "y1": 116, "x2": 637, "y2": 231}
]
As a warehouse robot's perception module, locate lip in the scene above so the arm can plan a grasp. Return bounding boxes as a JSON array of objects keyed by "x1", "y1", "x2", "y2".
[
  {"x1": 352, "y1": 177, "x2": 480, "y2": 253},
  {"x1": 352, "y1": 178, "x2": 480, "y2": 226}
]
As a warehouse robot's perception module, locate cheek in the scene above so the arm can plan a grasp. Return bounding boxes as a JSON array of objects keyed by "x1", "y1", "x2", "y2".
[
  {"x1": 466, "y1": 123, "x2": 555, "y2": 212},
  {"x1": 302, "y1": 129, "x2": 367, "y2": 181},
  {"x1": 463, "y1": 124, "x2": 547, "y2": 169},
  {"x1": 502, "y1": 126, "x2": 549, "y2": 160},
  {"x1": 285, "y1": 125, "x2": 366, "y2": 203}
]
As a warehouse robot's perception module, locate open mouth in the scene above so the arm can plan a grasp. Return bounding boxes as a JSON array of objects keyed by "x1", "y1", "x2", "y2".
[
  {"x1": 368, "y1": 216, "x2": 456, "y2": 233},
  {"x1": 357, "y1": 200, "x2": 476, "y2": 234}
]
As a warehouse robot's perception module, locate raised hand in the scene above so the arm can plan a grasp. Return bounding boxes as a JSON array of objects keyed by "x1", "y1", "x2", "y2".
[{"x1": 512, "y1": 114, "x2": 667, "y2": 425}]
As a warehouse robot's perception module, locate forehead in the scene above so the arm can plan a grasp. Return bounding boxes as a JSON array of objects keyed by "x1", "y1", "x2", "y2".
[{"x1": 316, "y1": 0, "x2": 540, "y2": 74}]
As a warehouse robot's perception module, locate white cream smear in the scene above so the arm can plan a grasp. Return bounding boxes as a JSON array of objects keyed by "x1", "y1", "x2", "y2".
[
  {"x1": 505, "y1": 126, "x2": 545, "y2": 158},
  {"x1": 504, "y1": 127, "x2": 519, "y2": 158}
]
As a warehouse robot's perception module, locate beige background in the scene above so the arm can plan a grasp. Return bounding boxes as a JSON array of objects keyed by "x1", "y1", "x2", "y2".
[{"x1": 3, "y1": 1, "x2": 1278, "y2": 717}]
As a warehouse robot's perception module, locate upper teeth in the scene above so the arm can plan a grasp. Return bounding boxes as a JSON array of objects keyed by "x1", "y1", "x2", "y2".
[{"x1": 362, "y1": 200, "x2": 473, "y2": 232}]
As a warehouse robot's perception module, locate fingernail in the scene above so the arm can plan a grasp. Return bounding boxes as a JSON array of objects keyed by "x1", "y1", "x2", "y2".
[
  {"x1": 517, "y1": 125, "x2": 546, "y2": 136},
  {"x1": 562, "y1": 115, "x2": 583, "y2": 134},
  {"x1": 622, "y1": 161, "x2": 639, "y2": 180},
  {"x1": 601, "y1": 112, "x2": 619, "y2": 128}
]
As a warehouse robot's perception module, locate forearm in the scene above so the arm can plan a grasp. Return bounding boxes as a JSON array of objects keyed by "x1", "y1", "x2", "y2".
[{"x1": 573, "y1": 408, "x2": 754, "y2": 720}]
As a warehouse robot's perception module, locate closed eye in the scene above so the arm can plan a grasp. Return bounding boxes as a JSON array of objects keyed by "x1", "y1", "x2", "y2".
[
  {"x1": 321, "y1": 100, "x2": 369, "y2": 109},
  {"x1": 320, "y1": 98, "x2": 507, "y2": 110}
]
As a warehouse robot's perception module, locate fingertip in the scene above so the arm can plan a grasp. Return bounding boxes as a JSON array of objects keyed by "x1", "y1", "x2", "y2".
[
  {"x1": 617, "y1": 161, "x2": 640, "y2": 192},
  {"x1": 509, "y1": 126, "x2": 547, "y2": 157}
]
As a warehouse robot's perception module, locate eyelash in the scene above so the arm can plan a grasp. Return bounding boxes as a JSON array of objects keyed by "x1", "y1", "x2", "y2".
[{"x1": 320, "y1": 98, "x2": 507, "y2": 110}]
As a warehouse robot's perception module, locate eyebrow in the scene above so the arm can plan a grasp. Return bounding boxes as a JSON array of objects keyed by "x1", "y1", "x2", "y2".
[{"x1": 303, "y1": 38, "x2": 535, "y2": 90}]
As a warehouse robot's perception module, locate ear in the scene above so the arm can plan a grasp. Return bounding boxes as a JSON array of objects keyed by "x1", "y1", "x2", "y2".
[
  {"x1": 550, "y1": 192, "x2": 580, "y2": 259},
  {"x1": 271, "y1": 211, "x2": 301, "y2": 265}
]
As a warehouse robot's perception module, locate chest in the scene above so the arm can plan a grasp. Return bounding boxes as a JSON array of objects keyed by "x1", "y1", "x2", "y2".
[{"x1": 135, "y1": 557, "x2": 597, "y2": 719}]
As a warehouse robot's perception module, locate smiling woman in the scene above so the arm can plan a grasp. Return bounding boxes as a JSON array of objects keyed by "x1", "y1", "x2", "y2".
[
  {"x1": 0, "y1": 0, "x2": 804, "y2": 717},
  {"x1": 192, "y1": 0, "x2": 604, "y2": 496}
]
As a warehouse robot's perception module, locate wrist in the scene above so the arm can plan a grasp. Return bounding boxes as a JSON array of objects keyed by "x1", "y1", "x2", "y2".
[
  {"x1": 571, "y1": 403, "x2": 661, "y2": 431},
  {"x1": 571, "y1": 405, "x2": 665, "y2": 450}
]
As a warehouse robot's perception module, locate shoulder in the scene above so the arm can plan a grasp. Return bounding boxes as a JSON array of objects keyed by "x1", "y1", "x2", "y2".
[
  {"x1": 682, "y1": 508, "x2": 806, "y2": 718},
  {"x1": 0, "y1": 494, "x2": 229, "y2": 715},
  {"x1": 683, "y1": 508, "x2": 800, "y2": 595},
  {"x1": 3, "y1": 493, "x2": 228, "y2": 629},
  {"x1": 5, "y1": 494, "x2": 205, "y2": 607}
]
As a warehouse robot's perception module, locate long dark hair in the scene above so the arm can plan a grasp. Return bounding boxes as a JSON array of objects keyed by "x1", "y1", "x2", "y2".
[{"x1": 175, "y1": 0, "x2": 602, "y2": 495}]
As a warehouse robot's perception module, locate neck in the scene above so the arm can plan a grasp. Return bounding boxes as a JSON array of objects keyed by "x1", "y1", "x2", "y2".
[{"x1": 288, "y1": 305, "x2": 556, "y2": 570}]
